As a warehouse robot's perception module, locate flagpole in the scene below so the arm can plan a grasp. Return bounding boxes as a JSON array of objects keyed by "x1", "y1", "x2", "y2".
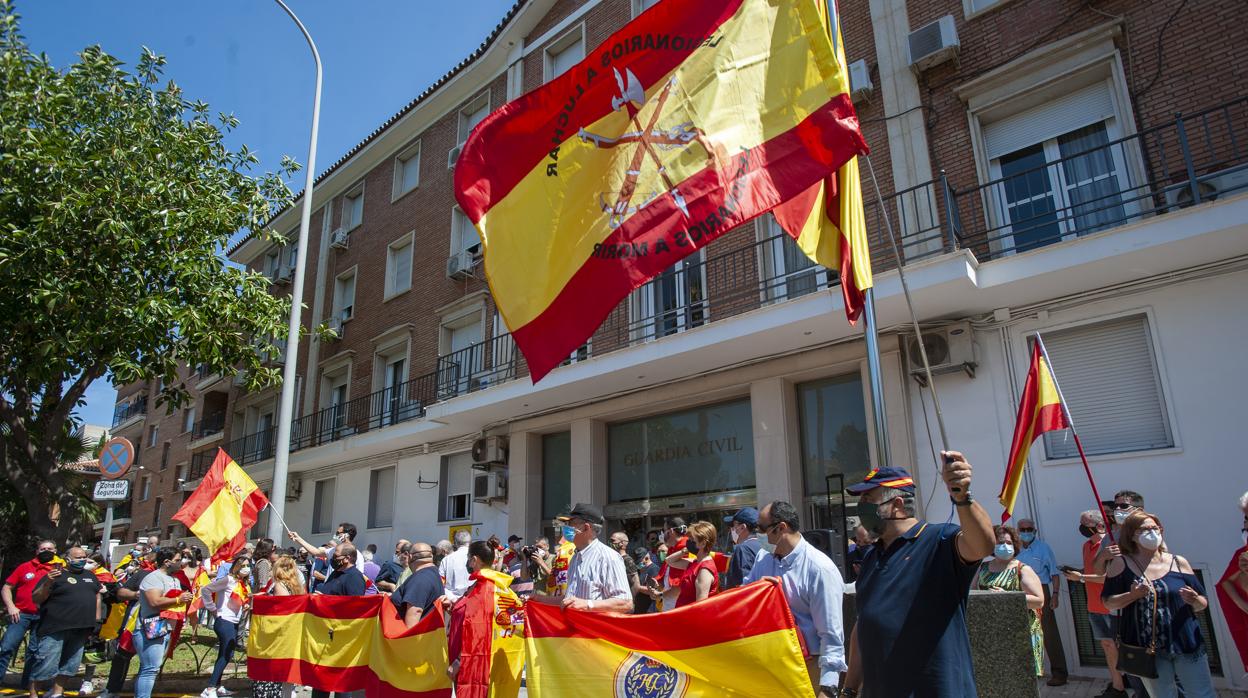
[
  {"x1": 1034, "y1": 334, "x2": 1115, "y2": 543},
  {"x1": 862, "y1": 289, "x2": 891, "y2": 468}
]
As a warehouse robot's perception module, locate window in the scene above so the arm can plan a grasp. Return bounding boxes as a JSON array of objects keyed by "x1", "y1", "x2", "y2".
[
  {"x1": 160, "y1": 442, "x2": 170, "y2": 470},
  {"x1": 333, "y1": 270, "x2": 356, "y2": 321},
  {"x1": 632, "y1": 0, "x2": 661, "y2": 17},
  {"x1": 544, "y1": 26, "x2": 584, "y2": 81},
  {"x1": 393, "y1": 141, "x2": 421, "y2": 199},
  {"x1": 963, "y1": 0, "x2": 1014, "y2": 17},
  {"x1": 285, "y1": 242, "x2": 299, "y2": 270},
  {"x1": 368, "y1": 467, "x2": 396, "y2": 529},
  {"x1": 490, "y1": 312, "x2": 517, "y2": 379},
  {"x1": 541, "y1": 432, "x2": 571, "y2": 521},
  {"x1": 797, "y1": 375, "x2": 871, "y2": 497},
  {"x1": 140, "y1": 476, "x2": 151, "y2": 501},
  {"x1": 151, "y1": 497, "x2": 162, "y2": 528},
  {"x1": 758, "y1": 214, "x2": 828, "y2": 303},
  {"x1": 312, "y1": 478, "x2": 335, "y2": 534},
  {"x1": 148, "y1": 425, "x2": 159, "y2": 448},
  {"x1": 385, "y1": 235, "x2": 413, "y2": 298},
  {"x1": 630, "y1": 251, "x2": 707, "y2": 342},
  {"x1": 439, "y1": 452, "x2": 473, "y2": 521},
  {"x1": 264, "y1": 251, "x2": 280, "y2": 278},
  {"x1": 450, "y1": 207, "x2": 481, "y2": 257},
  {"x1": 343, "y1": 186, "x2": 364, "y2": 230},
  {"x1": 1041, "y1": 315, "x2": 1173, "y2": 459},
  {"x1": 378, "y1": 350, "x2": 418, "y2": 426},
  {"x1": 457, "y1": 94, "x2": 490, "y2": 147},
  {"x1": 184, "y1": 406, "x2": 196, "y2": 434},
  {"x1": 437, "y1": 313, "x2": 483, "y2": 398}
]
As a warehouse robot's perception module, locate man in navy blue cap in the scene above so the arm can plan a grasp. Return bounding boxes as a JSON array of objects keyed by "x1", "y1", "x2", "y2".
[
  {"x1": 838, "y1": 451, "x2": 995, "y2": 698},
  {"x1": 723, "y1": 507, "x2": 762, "y2": 589}
]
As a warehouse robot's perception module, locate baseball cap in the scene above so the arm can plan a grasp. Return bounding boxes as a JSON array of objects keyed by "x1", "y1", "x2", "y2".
[
  {"x1": 723, "y1": 507, "x2": 759, "y2": 526},
  {"x1": 846, "y1": 466, "x2": 917, "y2": 494},
  {"x1": 557, "y1": 502, "x2": 606, "y2": 526},
  {"x1": 507, "y1": 534, "x2": 523, "y2": 544}
]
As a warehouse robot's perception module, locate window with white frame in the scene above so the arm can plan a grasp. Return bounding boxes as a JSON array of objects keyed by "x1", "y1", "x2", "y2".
[
  {"x1": 285, "y1": 242, "x2": 298, "y2": 270},
  {"x1": 457, "y1": 94, "x2": 490, "y2": 147},
  {"x1": 393, "y1": 141, "x2": 421, "y2": 199},
  {"x1": 264, "y1": 250, "x2": 280, "y2": 278},
  {"x1": 632, "y1": 0, "x2": 661, "y2": 17},
  {"x1": 1040, "y1": 315, "x2": 1173, "y2": 459},
  {"x1": 629, "y1": 251, "x2": 707, "y2": 342},
  {"x1": 544, "y1": 26, "x2": 584, "y2": 82},
  {"x1": 490, "y1": 312, "x2": 516, "y2": 379},
  {"x1": 148, "y1": 424, "x2": 159, "y2": 447},
  {"x1": 312, "y1": 478, "x2": 335, "y2": 534},
  {"x1": 385, "y1": 234, "x2": 413, "y2": 298},
  {"x1": 184, "y1": 406, "x2": 196, "y2": 434},
  {"x1": 438, "y1": 311, "x2": 483, "y2": 398},
  {"x1": 151, "y1": 497, "x2": 162, "y2": 528},
  {"x1": 450, "y1": 207, "x2": 481, "y2": 258},
  {"x1": 333, "y1": 270, "x2": 356, "y2": 321},
  {"x1": 140, "y1": 476, "x2": 151, "y2": 501},
  {"x1": 368, "y1": 467, "x2": 396, "y2": 529},
  {"x1": 320, "y1": 364, "x2": 350, "y2": 435},
  {"x1": 343, "y1": 186, "x2": 364, "y2": 230},
  {"x1": 375, "y1": 338, "x2": 416, "y2": 426},
  {"x1": 757, "y1": 213, "x2": 828, "y2": 303},
  {"x1": 439, "y1": 452, "x2": 473, "y2": 521}
]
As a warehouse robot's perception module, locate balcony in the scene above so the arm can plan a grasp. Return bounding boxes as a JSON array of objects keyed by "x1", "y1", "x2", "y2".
[
  {"x1": 220, "y1": 97, "x2": 1248, "y2": 467},
  {"x1": 191, "y1": 413, "x2": 226, "y2": 441},
  {"x1": 111, "y1": 396, "x2": 148, "y2": 430}
]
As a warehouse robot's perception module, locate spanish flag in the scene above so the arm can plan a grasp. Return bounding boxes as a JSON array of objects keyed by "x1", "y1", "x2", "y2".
[
  {"x1": 450, "y1": 569, "x2": 525, "y2": 698},
  {"x1": 772, "y1": 0, "x2": 873, "y2": 322},
  {"x1": 172, "y1": 448, "x2": 268, "y2": 563},
  {"x1": 455, "y1": 0, "x2": 867, "y2": 381},
  {"x1": 248, "y1": 594, "x2": 451, "y2": 698},
  {"x1": 524, "y1": 578, "x2": 812, "y2": 697},
  {"x1": 999, "y1": 340, "x2": 1070, "y2": 521}
]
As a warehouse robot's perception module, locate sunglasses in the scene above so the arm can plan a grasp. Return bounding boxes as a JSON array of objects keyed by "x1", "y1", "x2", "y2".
[
  {"x1": 1112, "y1": 503, "x2": 1135, "y2": 510},
  {"x1": 1018, "y1": 527, "x2": 1036, "y2": 532}
]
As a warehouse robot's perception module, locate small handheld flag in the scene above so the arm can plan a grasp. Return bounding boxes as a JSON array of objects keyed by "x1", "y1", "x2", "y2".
[
  {"x1": 172, "y1": 448, "x2": 269, "y2": 562},
  {"x1": 999, "y1": 340, "x2": 1069, "y2": 521}
]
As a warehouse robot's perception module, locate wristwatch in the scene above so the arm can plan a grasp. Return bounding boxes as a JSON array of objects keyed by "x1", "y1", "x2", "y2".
[
  {"x1": 835, "y1": 687, "x2": 859, "y2": 698},
  {"x1": 952, "y1": 491, "x2": 974, "y2": 506}
]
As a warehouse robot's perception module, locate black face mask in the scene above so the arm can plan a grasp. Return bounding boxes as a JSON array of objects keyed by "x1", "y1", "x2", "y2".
[
  {"x1": 685, "y1": 538, "x2": 700, "y2": 555},
  {"x1": 1078, "y1": 524, "x2": 1097, "y2": 539},
  {"x1": 330, "y1": 556, "x2": 348, "y2": 571},
  {"x1": 36, "y1": 550, "x2": 55, "y2": 564}
]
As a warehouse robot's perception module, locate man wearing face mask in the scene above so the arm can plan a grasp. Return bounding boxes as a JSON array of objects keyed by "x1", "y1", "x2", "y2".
[
  {"x1": 396, "y1": 543, "x2": 443, "y2": 628},
  {"x1": 530, "y1": 503, "x2": 632, "y2": 613},
  {"x1": 315, "y1": 543, "x2": 366, "y2": 597},
  {"x1": 722, "y1": 507, "x2": 762, "y2": 590},
  {"x1": 29, "y1": 547, "x2": 100, "y2": 698},
  {"x1": 1014, "y1": 517, "x2": 1067, "y2": 686},
  {"x1": 840, "y1": 454, "x2": 996, "y2": 698},
  {"x1": 438, "y1": 531, "x2": 473, "y2": 603},
  {"x1": 1064, "y1": 510, "x2": 1130, "y2": 698},
  {"x1": 0, "y1": 540, "x2": 59, "y2": 688},
  {"x1": 289, "y1": 522, "x2": 364, "y2": 575}
]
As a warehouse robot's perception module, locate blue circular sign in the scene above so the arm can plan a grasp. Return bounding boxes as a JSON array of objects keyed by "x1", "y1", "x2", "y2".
[{"x1": 99, "y1": 437, "x2": 134, "y2": 480}]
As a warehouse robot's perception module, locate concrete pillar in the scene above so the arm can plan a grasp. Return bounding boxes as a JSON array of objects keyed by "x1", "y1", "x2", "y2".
[
  {"x1": 751, "y1": 378, "x2": 803, "y2": 508},
  {"x1": 569, "y1": 419, "x2": 608, "y2": 507},
  {"x1": 506, "y1": 431, "x2": 543, "y2": 542}
]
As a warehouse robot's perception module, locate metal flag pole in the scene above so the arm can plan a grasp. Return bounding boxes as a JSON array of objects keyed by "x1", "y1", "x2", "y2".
[
  {"x1": 268, "y1": 0, "x2": 322, "y2": 541},
  {"x1": 861, "y1": 288, "x2": 892, "y2": 468},
  {"x1": 1034, "y1": 333, "x2": 1115, "y2": 543}
]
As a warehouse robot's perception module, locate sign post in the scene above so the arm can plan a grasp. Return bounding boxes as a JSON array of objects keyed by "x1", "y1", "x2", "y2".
[{"x1": 97, "y1": 437, "x2": 135, "y2": 564}]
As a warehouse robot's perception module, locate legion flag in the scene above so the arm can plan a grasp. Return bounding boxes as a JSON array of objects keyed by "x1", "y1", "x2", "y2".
[
  {"x1": 1215, "y1": 545, "x2": 1248, "y2": 673},
  {"x1": 772, "y1": 0, "x2": 873, "y2": 322},
  {"x1": 455, "y1": 0, "x2": 868, "y2": 381},
  {"x1": 524, "y1": 577, "x2": 812, "y2": 697},
  {"x1": 248, "y1": 594, "x2": 452, "y2": 698},
  {"x1": 449, "y1": 568, "x2": 525, "y2": 698},
  {"x1": 172, "y1": 448, "x2": 268, "y2": 563},
  {"x1": 999, "y1": 340, "x2": 1070, "y2": 521}
]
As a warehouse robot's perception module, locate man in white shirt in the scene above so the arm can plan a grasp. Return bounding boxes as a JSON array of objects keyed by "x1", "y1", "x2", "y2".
[
  {"x1": 530, "y1": 503, "x2": 632, "y2": 613},
  {"x1": 438, "y1": 530, "x2": 473, "y2": 602}
]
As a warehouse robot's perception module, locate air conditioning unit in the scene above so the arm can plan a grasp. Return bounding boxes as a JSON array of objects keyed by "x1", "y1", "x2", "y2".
[
  {"x1": 285, "y1": 476, "x2": 303, "y2": 502},
  {"x1": 472, "y1": 471, "x2": 507, "y2": 502},
  {"x1": 908, "y1": 15, "x2": 959, "y2": 72},
  {"x1": 848, "y1": 59, "x2": 873, "y2": 103},
  {"x1": 472, "y1": 435, "x2": 508, "y2": 468},
  {"x1": 447, "y1": 145, "x2": 462, "y2": 169},
  {"x1": 1164, "y1": 166, "x2": 1248, "y2": 211},
  {"x1": 447, "y1": 249, "x2": 476, "y2": 280},
  {"x1": 330, "y1": 228, "x2": 349, "y2": 250},
  {"x1": 274, "y1": 264, "x2": 293, "y2": 284},
  {"x1": 905, "y1": 321, "x2": 976, "y2": 385}
]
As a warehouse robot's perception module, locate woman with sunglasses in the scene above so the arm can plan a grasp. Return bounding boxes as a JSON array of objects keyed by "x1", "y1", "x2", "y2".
[{"x1": 198, "y1": 553, "x2": 253, "y2": 698}]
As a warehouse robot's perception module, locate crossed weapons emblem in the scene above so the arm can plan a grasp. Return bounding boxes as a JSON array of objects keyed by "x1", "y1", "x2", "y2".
[{"x1": 579, "y1": 68, "x2": 719, "y2": 229}]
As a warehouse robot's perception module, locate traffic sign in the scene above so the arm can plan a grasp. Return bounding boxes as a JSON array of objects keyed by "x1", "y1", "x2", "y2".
[
  {"x1": 99, "y1": 437, "x2": 134, "y2": 480},
  {"x1": 93, "y1": 479, "x2": 130, "y2": 501}
]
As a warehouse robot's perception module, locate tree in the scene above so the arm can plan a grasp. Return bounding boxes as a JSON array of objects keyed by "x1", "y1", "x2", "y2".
[{"x1": 0, "y1": 2, "x2": 297, "y2": 546}]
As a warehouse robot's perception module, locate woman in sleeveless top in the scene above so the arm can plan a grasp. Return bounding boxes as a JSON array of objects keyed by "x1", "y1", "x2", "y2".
[
  {"x1": 675, "y1": 521, "x2": 720, "y2": 608},
  {"x1": 1103, "y1": 511, "x2": 1215, "y2": 698},
  {"x1": 251, "y1": 556, "x2": 307, "y2": 698},
  {"x1": 973, "y1": 524, "x2": 1045, "y2": 676}
]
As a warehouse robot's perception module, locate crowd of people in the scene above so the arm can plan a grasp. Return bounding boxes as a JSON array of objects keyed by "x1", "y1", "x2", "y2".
[{"x1": 0, "y1": 458, "x2": 1246, "y2": 698}]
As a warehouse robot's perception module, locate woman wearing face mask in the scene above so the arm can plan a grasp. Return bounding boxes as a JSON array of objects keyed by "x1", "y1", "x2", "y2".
[
  {"x1": 1215, "y1": 490, "x2": 1248, "y2": 676},
  {"x1": 972, "y1": 525, "x2": 1044, "y2": 677},
  {"x1": 198, "y1": 554, "x2": 253, "y2": 698},
  {"x1": 1103, "y1": 511, "x2": 1215, "y2": 698},
  {"x1": 674, "y1": 521, "x2": 720, "y2": 608}
]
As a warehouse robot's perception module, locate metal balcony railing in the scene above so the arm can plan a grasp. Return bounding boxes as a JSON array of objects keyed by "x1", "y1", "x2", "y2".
[
  {"x1": 187, "y1": 449, "x2": 217, "y2": 481},
  {"x1": 192, "y1": 413, "x2": 226, "y2": 439},
  {"x1": 217, "y1": 98, "x2": 1247, "y2": 467},
  {"x1": 111, "y1": 397, "x2": 147, "y2": 427}
]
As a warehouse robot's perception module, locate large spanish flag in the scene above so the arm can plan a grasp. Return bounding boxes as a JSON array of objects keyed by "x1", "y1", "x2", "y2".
[
  {"x1": 171, "y1": 448, "x2": 268, "y2": 563},
  {"x1": 248, "y1": 594, "x2": 452, "y2": 698},
  {"x1": 455, "y1": 0, "x2": 867, "y2": 381},
  {"x1": 772, "y1": 0, "x2": 873, "y2": 322},
  {"x1": 451, "y1": 569, "x2": 525, "y2": 698},
  {"x1": 524, "y1": 578, "x2": 812, "y2": 697},
  {"x1": 999, "y1": 340, "x2": 1070, "y2": 521}
]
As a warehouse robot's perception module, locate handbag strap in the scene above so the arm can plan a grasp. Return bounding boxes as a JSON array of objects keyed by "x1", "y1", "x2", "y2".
[{"x1": 1120, "y1": 553, "x2": 1159, "y2": 654}]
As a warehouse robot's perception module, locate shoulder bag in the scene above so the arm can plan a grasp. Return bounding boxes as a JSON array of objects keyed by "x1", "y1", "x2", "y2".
[{"x1": 1116, "y1": 558, "x2": 1159, "y2": 679}]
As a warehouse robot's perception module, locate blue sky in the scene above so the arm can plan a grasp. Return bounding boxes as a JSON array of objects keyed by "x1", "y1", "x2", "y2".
[{"x1": 20, "y1": 0, "x2": 516, "y2": 427}]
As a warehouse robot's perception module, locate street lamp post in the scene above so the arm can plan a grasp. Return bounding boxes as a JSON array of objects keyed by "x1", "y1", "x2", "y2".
[{"x1": 268, "y1": 0, "x2": 321, "y2": 540}]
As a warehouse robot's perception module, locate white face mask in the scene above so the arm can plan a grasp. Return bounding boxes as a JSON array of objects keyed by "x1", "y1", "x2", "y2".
[
  {"x1": 1113, "y1": 509, "x2": 1131, "y2": 526},
  {"x1": 84, "y1": 561, "x2": 98, "y2": 571},
  {"x1": 1136, "y1": 529, "x2": 1163, "y2": 551},
  {"x1": 1242, "y1": 529, "x2": 1247, "y2": 546},
  {"x1": 730, "y1": 528, "x2": 740, "y2": 545}
]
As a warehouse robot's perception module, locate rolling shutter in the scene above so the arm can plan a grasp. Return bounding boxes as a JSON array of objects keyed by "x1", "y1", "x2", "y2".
[{"x1": 983, "y1": 81, "x2": 1116, "y2": 160}]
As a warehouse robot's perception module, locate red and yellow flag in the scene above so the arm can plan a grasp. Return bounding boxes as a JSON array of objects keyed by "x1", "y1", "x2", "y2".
[
  {"x1": 454, "y1": 0, "x2": 867, "y2": 381},
  {"x1": 999, "y1": 340, "x2": 1070, "y2": 521},
  {"x1": 524, "y1": 578, "x2": 812, "y2": 697},
  {"x1": 452, "y1": 569, "x2": 525, "y2": 698},
  {"x1": 248, "y1": 594, "x2": 452, "y2": 698},
  {"x1": 772, "y1": 0, "x2": 872, "y2": 322},
  {"x1": 172, "y1": 448, "x2": 268, "y2": 563}
]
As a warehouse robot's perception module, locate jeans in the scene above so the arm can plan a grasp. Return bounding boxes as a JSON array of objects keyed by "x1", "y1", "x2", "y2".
[
  {"x1": 29, "y1": 630, "x2": 88, "y2": 682},
  {"x1": 133, "y1": 628, "x2": 170, "y2": 698},
  {"x1": 209, "y1": 618, "x2": 238, "y2": 687},
  {"x1": 0, "y1": 612, "x2": 38, "y2": 687},
  {"x1": 1139, "y1": 650, "x2": 1216, "y2": 698}
]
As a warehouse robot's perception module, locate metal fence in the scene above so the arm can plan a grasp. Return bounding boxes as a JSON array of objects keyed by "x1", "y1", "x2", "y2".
[{"x1": 111, "y1": 396, "x2": 147, "y2": 427}]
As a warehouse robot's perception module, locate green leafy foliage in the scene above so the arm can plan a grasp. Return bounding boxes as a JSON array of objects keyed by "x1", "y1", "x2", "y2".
[{"x1": 0, "y1": 2, "x2": 297, "y2": 545}]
